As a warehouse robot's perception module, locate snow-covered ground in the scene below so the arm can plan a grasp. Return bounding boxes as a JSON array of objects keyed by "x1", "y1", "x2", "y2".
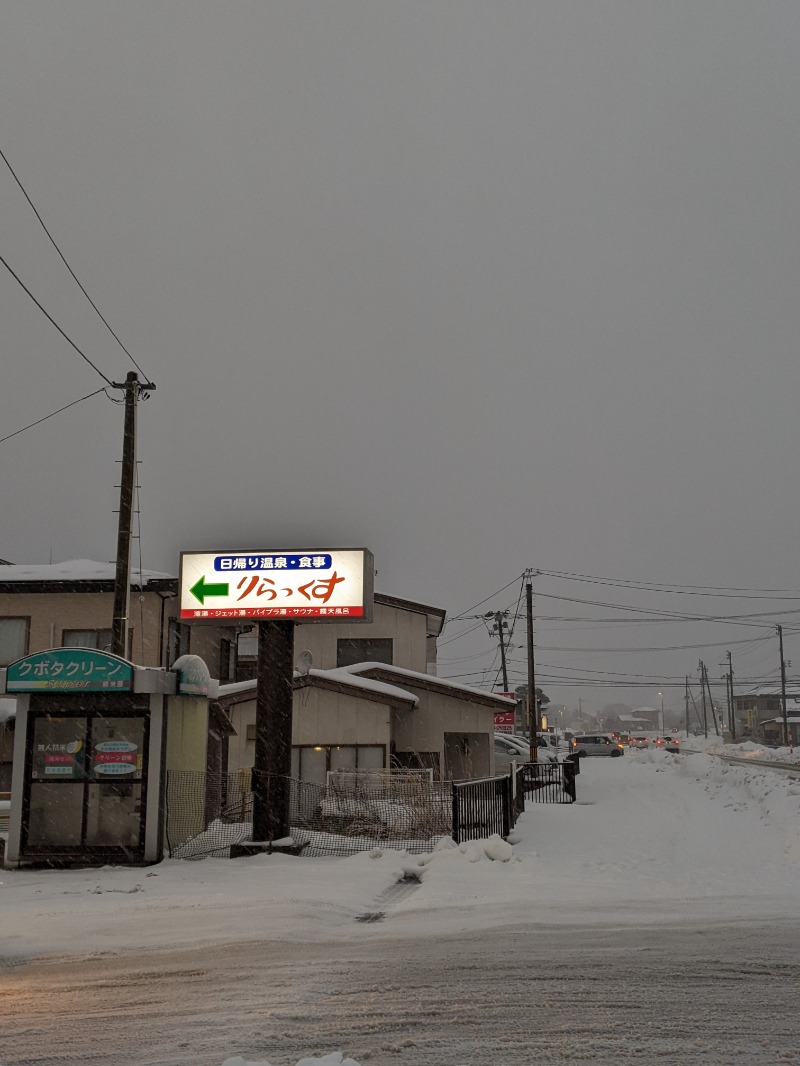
[{"x1": 2, "y1": 744, "x2": 800, "y2": 1065}]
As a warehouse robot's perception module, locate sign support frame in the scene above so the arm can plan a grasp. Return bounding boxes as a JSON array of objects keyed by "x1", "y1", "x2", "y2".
[{"x1": 253, "y1": 620, "x2": 295, "y2": 843}]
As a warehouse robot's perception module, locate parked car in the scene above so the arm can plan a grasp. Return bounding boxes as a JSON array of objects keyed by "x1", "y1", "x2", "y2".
[
  {"x1": 629, "y1": 735, "x2": 651, "y2": 749},
  {"x1": 570, "y1": 734, "x2": 625, "y2": 757},
  {"x1": 494, "y1": 733, "x2": 557, "y2": 774}
]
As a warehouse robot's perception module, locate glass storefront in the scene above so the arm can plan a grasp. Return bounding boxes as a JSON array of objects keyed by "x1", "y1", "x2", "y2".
[{"x1": 23, "y1": 708, "x2": 149, "y2": 858}]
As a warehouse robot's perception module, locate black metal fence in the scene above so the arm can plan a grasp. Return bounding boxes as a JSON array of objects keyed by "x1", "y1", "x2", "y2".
[
  {"x1": 517, "y1": 760, "x2": 577, "y2": 806},
  {"x1": 165, "y1": 760, "x2": 577, "y2": 859},
  {"x1": 451, "y1": 774, "x2": 513, "y2": 843}
]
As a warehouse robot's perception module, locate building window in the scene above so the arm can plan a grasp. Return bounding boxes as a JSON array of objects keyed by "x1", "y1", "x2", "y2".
[
  {"x1": 336, "y1": 638, "x2": 393, "y2": 668},
  {"x1": 167, "y1": 620, "x2": 190, "y2": 665},
  {"x1": 291, "y1": 744, "x2": 386, "y2": 783},
  {"x1": 62, "y1": 628, "x2": 114, "y2": 652},
  {"x1": 0, "y1": 617, "x2": 28, "y2": 665},
  {"x1": 235, "y1": 659, "x2": 257, "y2": 683}
]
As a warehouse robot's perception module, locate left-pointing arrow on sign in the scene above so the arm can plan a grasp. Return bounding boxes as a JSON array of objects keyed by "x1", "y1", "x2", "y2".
[{"x1": 189, "y1": 576, "x2": 230, "y2": 604}]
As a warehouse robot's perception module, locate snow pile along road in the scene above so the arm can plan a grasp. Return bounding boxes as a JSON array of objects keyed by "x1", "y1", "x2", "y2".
[
  {"x1": 3, "y1": 745, "x2": 800, "y2": 959},
  {"x1": 2, "y1": 745, "x2": 800, "y2": 1065}
]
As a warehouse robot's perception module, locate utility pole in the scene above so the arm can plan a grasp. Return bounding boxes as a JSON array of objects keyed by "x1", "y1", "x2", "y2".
[
  {"x1": 688, "y1": 683, "x2": 702, "y2": 733},
  {"x1": 777, "y1": 624, "x2": 789, "y2": 747},
  {"x1": 698, "y1": 662, "x2": 708, "y2": 738},
  {"x1": 490, "y1": 610, "x2": 510, "y2": 694},
  {"x1": 684, "y1": 676, "x2": 690, "y2": 737},
  {"x1": 701, "y1": 661, "x2": 720, "y2": 735},
  {"x1": 525, "y1": 574, "x2": 538, "y2": 762},
  {"x1": 726, "y1": 650, "x2": 736, "y2": 741},
  {"x1": 111, "y1": 371, "x2": 155, "y2": 659}
]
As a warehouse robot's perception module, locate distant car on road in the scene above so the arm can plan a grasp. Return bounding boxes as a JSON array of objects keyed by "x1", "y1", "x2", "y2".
[
  {"x1": 654, "y1": 735, "x2": 681, "y2": 753},
  {"x1": 570, "y1": 734, "x2": 625, "y2": 757}
]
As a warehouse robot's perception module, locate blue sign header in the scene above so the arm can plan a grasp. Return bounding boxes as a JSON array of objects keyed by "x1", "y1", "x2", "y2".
[{"x1": 214, "y1": 554, "x2": 332, "y2": 572}]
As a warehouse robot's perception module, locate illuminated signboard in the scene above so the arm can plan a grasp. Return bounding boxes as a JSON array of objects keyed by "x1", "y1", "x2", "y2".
[
  {"x1": 7, "y1": 649, "x2": 134, "y2": 692},
  {"x1": 179, "y1": 549, "x2": 374, "y2": 622}
]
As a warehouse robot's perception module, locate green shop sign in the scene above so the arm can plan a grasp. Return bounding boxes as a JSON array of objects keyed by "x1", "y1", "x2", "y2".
[{"x1": 6, "y1": 648, "x2": 134, "y2": 693}]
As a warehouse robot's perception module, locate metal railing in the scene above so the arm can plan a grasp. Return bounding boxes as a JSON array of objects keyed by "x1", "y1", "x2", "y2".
[
  {"x1": 516, "y1": 760, "x2": 577, "y2": 805},
  {"x1": 452, "y1": 774, "x2": 513, "y2": 843}
]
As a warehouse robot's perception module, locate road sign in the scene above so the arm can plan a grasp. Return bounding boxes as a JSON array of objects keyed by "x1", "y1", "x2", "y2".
[{"x1": 178, "y1": 548, "x2": 374, "y2": 622}]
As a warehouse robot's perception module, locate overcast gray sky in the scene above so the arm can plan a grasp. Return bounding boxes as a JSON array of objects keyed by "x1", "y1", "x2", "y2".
[{"x1": 2, "y1": 2, "x2": 799, "y2": 715}]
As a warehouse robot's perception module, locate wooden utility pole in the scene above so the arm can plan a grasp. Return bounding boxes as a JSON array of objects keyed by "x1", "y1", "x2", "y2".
[
  {"x1": 777, "y1": 625, "x2": 789, "y2": 747},
  {"x1": 111, "y1": 371, "x2": 157, "y2": 659},
  {"x1": 698, "y1": 662, "x2": 708, "y2": 738},
  {"x1": 684, "y1": 676, "x2": 690, "y2": 737},
  {"x1": 701, "y1": 661, "x2": 720, "y2": 735},
  {"x1": 726, "y1": 650, "x2": 736, "y2": 741},
  {"x1": 492, "y1": 611, "x2": 510, "y2": 694},
  {"x1": 525, "y1": 576, "x2": 538, "y2": 762}
]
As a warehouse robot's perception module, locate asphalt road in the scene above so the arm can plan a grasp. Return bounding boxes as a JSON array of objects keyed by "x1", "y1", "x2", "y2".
[{"x1": 2, "y1": 919, "x2": 799, "y2": 1066}]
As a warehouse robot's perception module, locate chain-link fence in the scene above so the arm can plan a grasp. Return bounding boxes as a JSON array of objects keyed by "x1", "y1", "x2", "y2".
[
  {"x1": 165, "y1": 769, "x2": 453, "y2": 859},
  {"x1": 165, "y1": 762, "x2": 577, "y2": 861}
]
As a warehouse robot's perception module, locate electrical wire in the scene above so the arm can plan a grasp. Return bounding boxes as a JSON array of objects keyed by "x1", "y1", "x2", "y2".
[
  {"x1": 535, "y1": 567, "x2": 800, "y2": 598},
  {"x1": 442, "y1": 575, "x2": 526, "y2": 623},
  {"x1": 0, "y1": 147, "x2": 150, "y2": 381},
  {"x1": 533, "y1": 590, "x2": 800, "y2": 628},
  {"x1": 437, "y1": 620, "x2": 490, "y2": 648},
  {"x1": 0, "y1": 255, "x2": 115, "y2": 386},
  {"x1": 524, "y1": 634, "x2": 774, "y2": 654},
  {"x1": 0, "y1": 387, "x2": 107, "y2": 444}
]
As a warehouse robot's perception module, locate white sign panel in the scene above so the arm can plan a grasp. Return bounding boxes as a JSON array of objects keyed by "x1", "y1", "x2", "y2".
[{"x1": 179, "y1": 549, "x2": 374, "y2": 622}]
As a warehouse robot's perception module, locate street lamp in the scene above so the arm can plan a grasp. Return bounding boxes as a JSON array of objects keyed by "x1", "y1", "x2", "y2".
[{"x1": 658, "y1": 692, "x2": 664, "y2": 734}]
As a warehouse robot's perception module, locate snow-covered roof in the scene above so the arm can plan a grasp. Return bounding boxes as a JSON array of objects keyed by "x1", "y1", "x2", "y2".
[
  {"x1": 339, "y1": 662, "x2": 516, "y2": 705},
  {"x1": 217, "y1": 668, "x2": 418, "y2": 706},
  {"x1": 0, "y1": 559, "x2": 175, "y2": 584},
  {"x1": 218, "y1": 661, "x2": 510, "y2": 708},
  {"x1": 216, "y1": 679, "x2": 260, "y2": 698},
  {"x1": 735, "y1": 683, "x2": 800, "y2": 699}
]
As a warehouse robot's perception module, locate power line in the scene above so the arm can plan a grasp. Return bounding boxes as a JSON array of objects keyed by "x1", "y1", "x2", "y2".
[
  {"x1": 535, "y1": 567, "x2": 800, "y2": 598},
  {"x1": 533, "y1": 590, "x2": 800, "y2": 628},
  {"x1": 0, "y1": 387, "x2": 107, "y2": 445},
  {"x1": 0, "y1": 254, "x2": 115, "y2": 386},
  {"x1": 0, "y1": 147, "x2": 150, "y2": 381},
  {"x1": 443, "y1": 576, "x2": 526, "y2": 623},
  {"x1": 525, "y1": 634, "x2": 774, "y2": 654}
]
